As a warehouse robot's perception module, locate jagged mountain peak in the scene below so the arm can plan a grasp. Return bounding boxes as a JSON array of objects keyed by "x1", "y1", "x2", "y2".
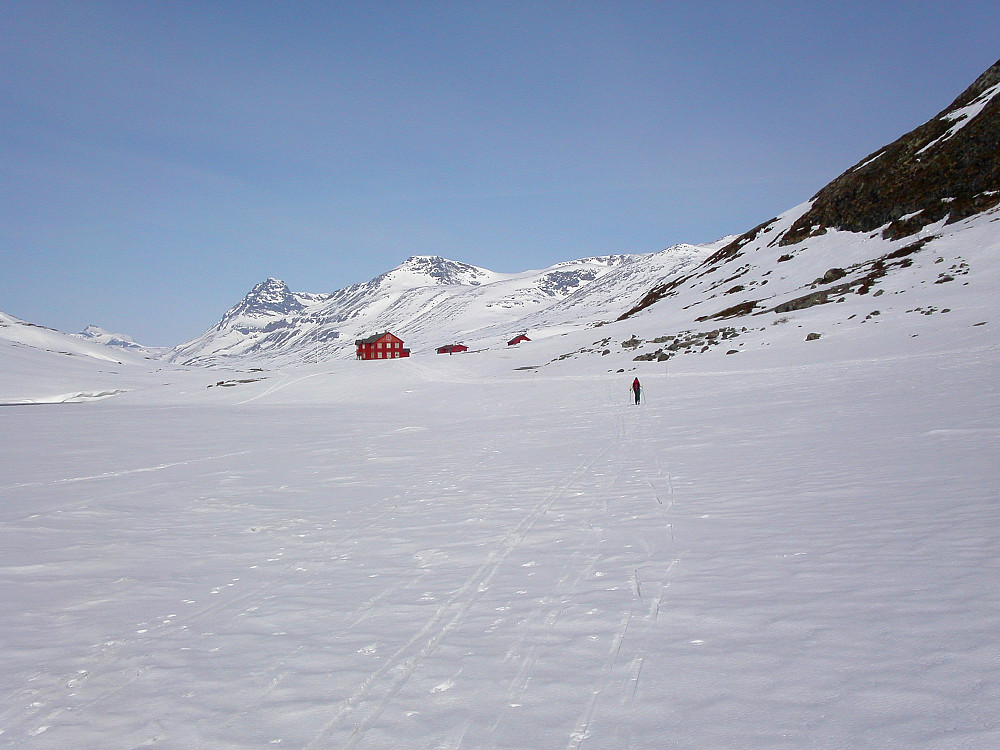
[
  {"x1": 380, "y1": 255, "x2": 498, "y2": 287},
  {"x1": 218, "y1": 278, "x2": 305, "y2": 327},
  {"x1": 247, "y1": 277, "x2": 296, "y2": 304},
  {"x1": 75, "y1": 325, "x2": 140, "y2": 349}
]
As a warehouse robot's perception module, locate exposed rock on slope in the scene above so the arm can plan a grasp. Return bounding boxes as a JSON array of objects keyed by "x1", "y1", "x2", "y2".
[
  {"x1": 218, "y1": 278, "x2": 309, "y2": 328},
  {"x1": 619, "y1": 58, "x2": 1000, "y2": 323},
  {"x1": 782, "y1": 58, "x2": 1000, "y2": 244}
]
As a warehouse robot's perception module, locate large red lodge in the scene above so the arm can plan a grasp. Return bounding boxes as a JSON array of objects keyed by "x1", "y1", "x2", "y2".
[{"x1": 355, "y1": 332, "x2": 410, "y2": 360}]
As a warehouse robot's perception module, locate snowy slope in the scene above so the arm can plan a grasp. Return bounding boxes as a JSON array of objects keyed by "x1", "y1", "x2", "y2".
[
  {"x1": 168, "y1": 251, "x2": 711, "y2": 365},
  {"x1": 0, "y1": 312, "x2": 131, "y2": 364},
  {"x1": 600, "y1": 59, "x2": 1000, "y2": 366},
  {"x1": 0, "y1": 313, "x2": 156, "y2": 404},
  {"x1": 73, "y1": 324, "x2": 170, "y2": 359},
  {"x1": 588, "y1": 203, "x2": 1000, "y2": 371}
]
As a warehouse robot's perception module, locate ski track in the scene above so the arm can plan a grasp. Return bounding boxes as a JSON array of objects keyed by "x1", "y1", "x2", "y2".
[
  {"x1": 0, "y1": 382, "x2": 692, "y2": 748},
  {"x1": 458, "y1": 395, "x2": 679, "y2": 749},
  {"x1": 567, "y1": 610, "x2": 633, "y2": 749},
  {"x1": 235, "y1": 370, "x2": 330, "y2": 404},
  {"x1": 322, "y1": 395, "x2": 681, "y2": 749},
  {"x1": 304, "y1": 428, "x2": 624, "y2": 749},
  {"x1": 0, "y1": 450, "x2": 252, "y2": 493},
  {"x1": 558, "y1": 396, "x2": 681, "y2": 747},
  {"x1": 497, "y1": 396, "x2": 679, "y2": 749}
]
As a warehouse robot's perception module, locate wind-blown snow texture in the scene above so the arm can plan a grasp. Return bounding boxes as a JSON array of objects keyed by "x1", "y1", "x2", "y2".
[{"x1": 3, "y1": 59, "x2": 1000, "y2": 749}]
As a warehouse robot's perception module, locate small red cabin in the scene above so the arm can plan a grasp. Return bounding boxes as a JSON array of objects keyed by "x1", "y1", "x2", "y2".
[
  {"x1": 507, "y1": 334, "x2": 531, "y2": 346},
  {"x1": 356, "y1": 332, "x2": 410, "y2": 360},
  {"x1": 436, "y1": 344, "x2": 469, "y2": 355}
]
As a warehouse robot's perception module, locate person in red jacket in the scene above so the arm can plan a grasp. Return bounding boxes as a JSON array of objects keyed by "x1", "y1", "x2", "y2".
[{"x1": 632, "y1": 377, "x2": 642, "y2": 405}]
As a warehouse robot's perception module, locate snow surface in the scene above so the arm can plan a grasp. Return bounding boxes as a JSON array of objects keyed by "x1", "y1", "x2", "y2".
[
  {"x1": 4, "y1": 196, "x2": 1000, "y2": 747},
  {"x1": 3, "y1": 285, "x2": 1000, "y2": 749}
]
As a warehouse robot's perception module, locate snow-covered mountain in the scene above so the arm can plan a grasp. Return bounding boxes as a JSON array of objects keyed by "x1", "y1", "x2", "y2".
[
  {"x1": 8, "y1": 59, "x2": 1000, "y2": 376},
  {"x1": 162, "y1": 61, "x2": 1000, "y2": 368},
  {"x1": 585, "y1": 57, "x2": 1000, "y2": 363},
  {"x1": 73, "y1": 324, "x2": 169, "y2": 358},
  {"x1": 1, "y1": 312, "x2": 134, "y2": 365},
  {"x1": 168, "y1": 251, "x2": 708, "y2": 366}
]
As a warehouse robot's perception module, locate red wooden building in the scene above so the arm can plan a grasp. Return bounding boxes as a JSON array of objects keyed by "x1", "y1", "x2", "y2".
[
  {"x1": 507, "y1": 334, "x2": 531, "y2": 346},
  {"x1": 356, "y1": 332, "x2": 410, "y2": 360},
  {"x1": 436, "y1": 344, "x2": 469, "y2": 355}
]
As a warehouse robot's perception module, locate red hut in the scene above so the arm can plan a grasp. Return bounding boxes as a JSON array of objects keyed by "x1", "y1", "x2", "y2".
[
  {"x1": 356, "y1": 332, "x2": 410, "y2": 360},
  {"x1": 507, "y1": 334, "x2": 531, "y2": 346},
  {"x1": 436, "y1": 344, "x2": 469, "y2": 355}
]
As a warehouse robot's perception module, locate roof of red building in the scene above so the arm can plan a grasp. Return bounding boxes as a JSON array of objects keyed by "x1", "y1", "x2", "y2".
[{"x1": 355, "y1": 332, "x2": 401, "y2": 345}]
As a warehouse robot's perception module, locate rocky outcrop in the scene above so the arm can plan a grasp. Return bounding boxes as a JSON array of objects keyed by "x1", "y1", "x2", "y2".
[{"x1": 780, "y1": 59, "x2": 1000, "y2": 244}]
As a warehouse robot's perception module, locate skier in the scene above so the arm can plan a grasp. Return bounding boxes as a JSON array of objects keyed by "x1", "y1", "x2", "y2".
[{"x1": 632, "y1": 377, "x2": 642, "y2": 405}]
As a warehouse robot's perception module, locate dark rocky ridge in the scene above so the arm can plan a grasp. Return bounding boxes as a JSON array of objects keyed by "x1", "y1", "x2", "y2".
[
  {"x1": 617, "y1": 59, "x2": 1000, "y2": 322},
  {"x1": 781, "y1": 58, "x2": 1000, "y2": 244}
]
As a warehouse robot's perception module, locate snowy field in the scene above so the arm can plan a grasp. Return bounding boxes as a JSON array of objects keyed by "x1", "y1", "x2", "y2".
[{"x1": 2, "y1": 328, "x2": 999, "y2": 749}]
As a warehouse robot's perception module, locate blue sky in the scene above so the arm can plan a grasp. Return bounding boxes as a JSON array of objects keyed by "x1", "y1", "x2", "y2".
[{"x1": 2, "y1": 1, "x2": 998, "y2": 345}]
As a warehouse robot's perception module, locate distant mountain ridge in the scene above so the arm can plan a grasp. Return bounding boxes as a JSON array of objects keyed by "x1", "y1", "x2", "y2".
[
  {"x1": 70, "y1": 325, "x2": 168, "y2": 357},
  {"x1": 6, "y1": 60, "x2": 999, "y2": 371},
  {"x1": 168, "y1": 250, "x2": 708, "y2": 365},
  {"x1": 0, "y1": 312, "x2": 135, "y2": 364}
]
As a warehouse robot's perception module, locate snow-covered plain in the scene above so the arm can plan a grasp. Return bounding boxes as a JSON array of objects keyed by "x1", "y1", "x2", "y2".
[{"x1": 2, "y1": 303, "x2": 999, "y2": 749}]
